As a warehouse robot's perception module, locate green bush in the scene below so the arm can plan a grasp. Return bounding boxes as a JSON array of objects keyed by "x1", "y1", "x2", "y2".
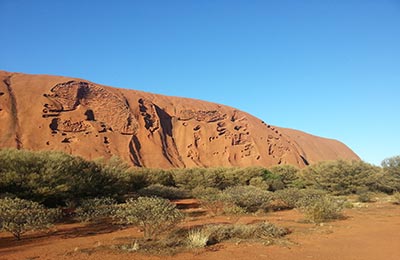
[
  {"x1": 114, "y1": 197, "x2": 184, "y2": 239},
  {"x1": 0, "y1": 149, "x2": 121, "y2": 206},
  {"x1": 75, "y1": 197, "x2": 116, "y2": 222},
  {"x1": 273, "y1": 188, "x2": 303, "y2": 209},
  {"x1": 173, "y1": 167, "x2": 272, "y2": 190},
  {"x1": 222, "y1": 186, "x2": 272, "y2": 213},
  {"x1": 381, "y1": 156, "x2": 400, "y2": 192},
  {"x1": 193, "y1": 187, "x2": 226, "y2": 216},
  {"x1": 301, "y1": 195, "x2": 343, "y2": 223},
  {"x1": 268, "y1": 165, "x2": 301, "y2": 190},
  {"x1": 0, "y1": 197, "x2": 60, "y2": 240},
  {"x1": 272, "y1": 188, "x2": 328, "y2": 211},
  {"x1": 137, "y1": 184, "x2": 189, "y2": 200},
  {"x1": 295, "y1": 189, "x2": 327, "y2": 208},
  {"x1": 301, "y1": 160, "x2": 380, "y2": 195},
  {"x1": 357, "y1": 192, "x2": 373, "y2": 203},
  {"x1": 145, "y1": 169, "x2": 176, "y2": 186}
]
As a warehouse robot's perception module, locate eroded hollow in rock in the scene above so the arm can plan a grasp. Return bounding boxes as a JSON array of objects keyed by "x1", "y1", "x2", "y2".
[
  {"x1": 85, "y1": 109, "x2": 95, "y2": 121},
  {"x1": 49, "y1": 118, "x2": 59, "y2": 132}
]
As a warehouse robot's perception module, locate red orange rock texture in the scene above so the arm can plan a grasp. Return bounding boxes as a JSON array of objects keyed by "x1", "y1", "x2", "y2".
[{"x1": 0, "y1": 71, "x2": 359, "y2": 168}]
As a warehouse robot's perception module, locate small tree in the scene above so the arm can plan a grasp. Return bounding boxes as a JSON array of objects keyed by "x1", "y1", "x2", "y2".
[
  {"x1": 381, "y1": 156, "x2": 400, "y2": 192},
  {"x1": 114, "y1": 197, "x2": 184, "y2": 240},
  {"x1": 0, "y1": 197, "x2": 59, "y2": 240}
]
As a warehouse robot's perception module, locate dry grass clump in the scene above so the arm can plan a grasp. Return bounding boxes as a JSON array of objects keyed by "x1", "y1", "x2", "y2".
[
  {"x1": 393, "y1": 192, "x2": 400, "y2": 205},
  {"x1": 186, "y1": 229, "x2": 209, "y2": 248},
  {"x1": 115, "y1": 222, "x2": 289, "y2": 255},
  {"x1": 205, "y1": 222, "x2": 289, "y2": 244}
]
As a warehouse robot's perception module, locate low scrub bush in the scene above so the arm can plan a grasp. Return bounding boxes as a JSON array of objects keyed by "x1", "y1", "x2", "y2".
[
  {"x1": 301, "y1": 160, "x2": 380, "y2": 195},
  {"x1": 295, "y1": 189, "x2": 327, "y2": 208},
  {"x1": 173, "y1": 167, "x2": 272, "y2": 190},
  {"x1": 0, "y1": 149, "x2": 121, "y2": 207},
  {"x1": 116, "y1": 222, "x2": 288, "y2": 254},
  {"x1": 193, "y1": 187, "x2": 226, "y2": 216},
  {"x1": 380, "y1": 156, "x2": 400, "y2": 192},
  {"x1": 301, "y1": 195, "x2": 343, "y2": 223},
  {"x1": 0, "y1": 197, "x2": 60, "y2": 240},
  {"x1": 206, "y1": 222, "x2": 289, "y2": 244},
  {"x1": 138, "y1": 184, "x2": 189, "y2": 200},
  {"x1": 114, "y1": 197, "x2": 184, "y2": 239},
  {"x1": 393, "y1": 192, "x2": 400, "y2": 205},
  {"x1": 273, "y1": 188, "x2": 303, "y2": 209},
  {"x1": 222, "y1": 185, "x2": 273, "y2": 213},
  {"x1": 222, "y1": 204, "x2": 247, "y2": 215},
  {"x1": 357, "y1": 192, "x2": 373, "y2": 203},
  {"x1": 75, "y1": 197, "x2": 116, "y2": 222},
  {"x1": 267, "y1": 165, "x2": 301, "y2": 190}
]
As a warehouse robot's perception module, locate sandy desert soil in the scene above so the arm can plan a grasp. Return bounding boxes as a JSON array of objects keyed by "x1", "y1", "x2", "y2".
[{"x1": 1, "y1": 199, "x2": 399, "y2": 260}]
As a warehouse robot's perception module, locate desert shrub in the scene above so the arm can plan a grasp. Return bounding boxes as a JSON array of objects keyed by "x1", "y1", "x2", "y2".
[
  {"x1": 381, "y1": 156, "x2": 400, "y2": 192},
  {"x1": 114, "y1": 197, "x2": 184, "y2": 239},
  {"x1": 117, "y1": 228, "x2": 188, "y2": 255},
  {"x1": 225, "y1": 167, "x2": 272, "y2": 188},
  {"x1": 75, "y1": 197, "x2": 116, "y2": 222},
  {"x1": 172, "y1": 168, "x2": 207, "y2": 190},
  {"x1": 301, "y1": 160, "x2": 380, "y2": 195},
  {"x1": 222, "y1": 185, "x2": 272, "y2": 213},
  {"x1": 222, "y1": 204, "x2": 247, "y2": 215},
  {"x1": 117, "y1": 222, "x2": 289, "y2": 254},
  {"x1": 295, "y1": 189, "x2": 327, "y2": 208},
  {"x1": 120, "y1": 169, "x2": 148, "y2": 191},
  {"x1": 0, "y1": 197, "x2": 60, "y2": 240},
  {"x1": 193, "y1": 187, "x2": 226, "y2": 216},
  {"x1": 206, "y1": 222, "x2": 289, "y2": 244},
  {"x1": 273, "y1": 188, "x2": 303, "y2": 209},
  {"x1": 173, "y1": 168, "x2": 230, "y2": 190},
  {"x1": 268, "y1": 165, "x2": 301, "y2": 189},
  {"x1": 173, "y1": 167, "x2": 272, "y2": 190},
  {"x1": 137, "y1": 184, "x2": 189, "y2": 200},
  {"x1": 356, "y1": 190, "x2": 374, "y2": 203},
  {"x1": 381, "y1": 156, "x2": 400, "y2": 175},
  {"x1": 272, "y1": 188, "x2": 327, "y2": 210},
  {"x1": 301, "y1": 195, "x2": 343, "y2": 223},
  {"x1": 248, "y1": 176, "x2": 269, "y2": 189},
  {"x1": 0, "y1": 149, "x2": 121, "y2": 206},
  {"x1": 140, "y1": 169, "x2": 176, "y2": 186}
]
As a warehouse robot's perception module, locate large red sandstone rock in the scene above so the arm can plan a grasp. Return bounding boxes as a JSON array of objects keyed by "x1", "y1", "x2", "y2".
[{"x1": 0, "y1": 71, "x2": 359, "y2": 168}]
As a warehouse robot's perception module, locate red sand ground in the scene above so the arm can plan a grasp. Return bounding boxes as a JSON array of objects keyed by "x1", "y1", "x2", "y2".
[{"x1": 1, "y1": 199, "x2": 399, "y2": 260}]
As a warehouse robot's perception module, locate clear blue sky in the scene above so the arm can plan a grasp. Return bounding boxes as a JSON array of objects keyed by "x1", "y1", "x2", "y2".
[{"x1": 1, "y1": 0, "x2": 399, "y2": 165}]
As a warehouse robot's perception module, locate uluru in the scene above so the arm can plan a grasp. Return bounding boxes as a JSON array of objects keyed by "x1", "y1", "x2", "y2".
[{"x1": 0, "y1": 70, "x2": 359, "y2": 168}]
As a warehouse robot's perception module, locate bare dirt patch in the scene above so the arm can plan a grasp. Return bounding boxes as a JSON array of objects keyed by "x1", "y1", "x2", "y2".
[{"x1": 1, "y1": 199, "x2": 400, "y2": 260}]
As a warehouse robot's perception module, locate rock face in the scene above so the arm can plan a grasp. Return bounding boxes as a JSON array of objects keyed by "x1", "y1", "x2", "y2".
[{"x1": 0, "y1": 71, "x2": 360, "y2": 168}]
